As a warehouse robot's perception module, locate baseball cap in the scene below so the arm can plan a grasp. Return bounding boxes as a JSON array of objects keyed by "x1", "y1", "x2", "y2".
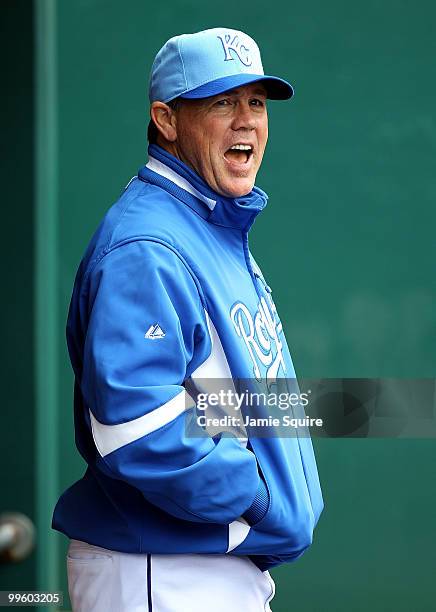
[{"x1": 149, "y1": 27, "x2": 294, "y2": 103}]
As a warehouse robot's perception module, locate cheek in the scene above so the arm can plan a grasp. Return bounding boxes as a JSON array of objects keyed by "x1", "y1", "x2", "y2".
[
  {"x1": 207, "y1": 121, "x2": 228, "y2": 154},
  {"x1": 182, "y1": 131, "x2": 208, "y2": 165},
  {"x1": 261, "y1": 121, "x2": 268, "y2": 146},
  {"x1": 206, "y1": 140, "x2": 225, "y2": 169}
]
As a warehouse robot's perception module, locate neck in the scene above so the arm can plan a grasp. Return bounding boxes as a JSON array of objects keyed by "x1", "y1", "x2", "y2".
[{"x1": 155, "y1": 136, "x2": 179, "y2": 162}]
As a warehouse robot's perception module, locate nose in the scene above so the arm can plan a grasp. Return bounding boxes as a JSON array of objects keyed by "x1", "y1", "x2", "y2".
[{"x1": 230, "y1": 101, "x2": 256, "y2": 131}]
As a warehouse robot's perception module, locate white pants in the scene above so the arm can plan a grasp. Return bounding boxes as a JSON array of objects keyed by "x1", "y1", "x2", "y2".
[{"x1": 67, "y1": 539, "x2": 275, "y2": 612}]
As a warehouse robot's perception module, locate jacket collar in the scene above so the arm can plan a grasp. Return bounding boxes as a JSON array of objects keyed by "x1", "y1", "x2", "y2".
[{"x1": 137, "y1": 144, "x2": 268, "y2": 231}]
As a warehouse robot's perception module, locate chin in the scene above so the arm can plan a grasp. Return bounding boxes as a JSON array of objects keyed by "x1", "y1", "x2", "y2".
[{"x1": 219, "y1": 179, "x2": 255, "y2": 199}]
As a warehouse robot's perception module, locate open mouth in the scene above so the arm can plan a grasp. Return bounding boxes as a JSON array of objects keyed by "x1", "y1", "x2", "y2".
[{"x1": 224, "y1": 144, "x2": 253, "y2": 164}]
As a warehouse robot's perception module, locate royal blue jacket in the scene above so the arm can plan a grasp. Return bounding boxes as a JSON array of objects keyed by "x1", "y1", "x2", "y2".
[{"x1": 52, "y1": 144, "x2": 323, "y2": 571}]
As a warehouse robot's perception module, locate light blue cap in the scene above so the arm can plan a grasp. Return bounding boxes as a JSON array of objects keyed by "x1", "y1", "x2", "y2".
[{"x1": 149, "y1": 27, "x2": 294, "y2": 103}]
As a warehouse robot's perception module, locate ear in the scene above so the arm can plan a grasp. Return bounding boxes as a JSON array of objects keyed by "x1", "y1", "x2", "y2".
[{"x1": 150, "y1": 102, "x2": 177, "y2": 142}]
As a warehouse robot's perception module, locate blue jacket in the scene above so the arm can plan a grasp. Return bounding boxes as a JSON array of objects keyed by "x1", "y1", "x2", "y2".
[{"x1": 52, "y1": 144, "x2": 323, "y2": 571}]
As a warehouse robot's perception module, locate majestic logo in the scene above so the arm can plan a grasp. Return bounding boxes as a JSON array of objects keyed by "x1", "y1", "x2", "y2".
[
  {"x1": 230, "y1": 294, "x2": 286, "y2": 381},
  {"x1": 217, "y1": 33, "x2": 252, "y2": 67},
  {"x1": 144, "y1": 323, "x2": 165, "y2": 339}
]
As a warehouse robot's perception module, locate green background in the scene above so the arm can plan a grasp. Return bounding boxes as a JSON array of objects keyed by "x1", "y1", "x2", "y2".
[{"x1": 2, "y1": 0, "x2": 435, "y2": 610}]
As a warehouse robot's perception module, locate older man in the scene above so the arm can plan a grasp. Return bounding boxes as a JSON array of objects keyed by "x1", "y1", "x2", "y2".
[{"x1": 53, "y1": 27, "x2": 323, "y2": 612}]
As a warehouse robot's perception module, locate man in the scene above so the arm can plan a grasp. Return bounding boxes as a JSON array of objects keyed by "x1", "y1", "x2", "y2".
[{"x1": 52, "y1": 27, "x2": 324, "y2": 612}]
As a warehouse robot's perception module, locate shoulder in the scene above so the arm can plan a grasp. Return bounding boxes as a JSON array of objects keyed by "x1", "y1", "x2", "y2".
[
  {"x1": 76, "y1": 177, "x2": 207, "y2": 307},
  {"x1": 106, "y1": 177, "x2": 193, "y2": 252},
  {"x1": 90, "y1": 237, "x2": 207, "y2": 312}
]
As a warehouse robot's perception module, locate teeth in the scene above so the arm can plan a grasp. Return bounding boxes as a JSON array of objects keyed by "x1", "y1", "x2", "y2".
[{"x1": 229, "y1": 144, "x2": 252, "y2": 151}]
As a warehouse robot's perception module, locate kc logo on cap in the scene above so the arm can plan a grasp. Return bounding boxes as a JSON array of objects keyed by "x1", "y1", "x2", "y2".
[{"x1": 217, "y1": 32, "x2": 253, "y2": 67}]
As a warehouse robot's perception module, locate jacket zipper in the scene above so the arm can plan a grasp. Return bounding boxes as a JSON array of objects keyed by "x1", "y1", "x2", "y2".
[
  {"x1": 242, "y1": 232, "x2": 272, "y2": 299},
  {"x1": 253, "y1": 270, "x2": 272, "y2": 294}
]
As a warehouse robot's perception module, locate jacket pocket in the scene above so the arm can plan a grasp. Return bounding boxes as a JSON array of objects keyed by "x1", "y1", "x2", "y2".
[{"x1": 245, "y1": 436, "x2": 318, "y2": 556}]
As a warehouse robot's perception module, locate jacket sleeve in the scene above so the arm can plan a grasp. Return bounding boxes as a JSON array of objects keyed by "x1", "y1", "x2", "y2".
[{"x1": 79, "y1": 239, "x2": 268, "y2": 525}]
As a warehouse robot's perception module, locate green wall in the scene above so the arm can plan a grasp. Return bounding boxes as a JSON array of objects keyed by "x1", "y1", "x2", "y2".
[
  {"x1": 0, "y1": 0, "x2": 36, "y2": 596},
  {"x1": 5, "y1": 0, "x2": 435, "y2": 610}
]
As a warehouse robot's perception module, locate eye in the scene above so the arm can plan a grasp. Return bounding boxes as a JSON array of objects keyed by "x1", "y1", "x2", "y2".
[
  {"x1": 250, "y1": 98, "x2": 266, "y2": 107},
  {"x1": 215, "y1": 98, "x2": 232, "y2": 107}
]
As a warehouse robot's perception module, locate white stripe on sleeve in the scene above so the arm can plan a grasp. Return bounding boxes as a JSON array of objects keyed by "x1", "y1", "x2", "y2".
[{"x1": 90, "y1": 390, "x2": 195, "y2": 457}]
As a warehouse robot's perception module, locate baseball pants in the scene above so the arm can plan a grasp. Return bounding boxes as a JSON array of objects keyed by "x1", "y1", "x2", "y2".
[{"x1": 67, "y1": 539, "x2": 276, "y2": 611}]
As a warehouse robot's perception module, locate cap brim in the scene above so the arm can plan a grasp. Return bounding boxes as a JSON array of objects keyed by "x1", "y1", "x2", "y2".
[{"x1": 179, "y1": 73, "x2": 294, "y2": 101}]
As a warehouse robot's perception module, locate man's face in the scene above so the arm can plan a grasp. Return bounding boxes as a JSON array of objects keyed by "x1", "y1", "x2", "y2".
[{"x1": 172, "y1": 83, "x2": 268, "y2": 198}]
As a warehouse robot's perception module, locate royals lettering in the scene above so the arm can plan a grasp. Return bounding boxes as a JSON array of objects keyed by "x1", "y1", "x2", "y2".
[{"x1": 230, "y1": 294, "x2": 286, "y2": 380}]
